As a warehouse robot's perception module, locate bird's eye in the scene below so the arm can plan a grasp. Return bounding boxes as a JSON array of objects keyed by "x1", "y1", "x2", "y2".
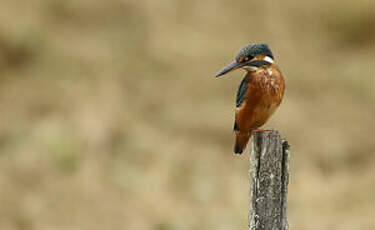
[{"x1": 244, "y1": 55, "x2": 253, "y2": 62}]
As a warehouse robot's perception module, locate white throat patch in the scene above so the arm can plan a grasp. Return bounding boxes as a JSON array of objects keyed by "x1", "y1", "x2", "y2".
[{"x1": 264, "y1": 56, "x2": 274, "y2": 64}]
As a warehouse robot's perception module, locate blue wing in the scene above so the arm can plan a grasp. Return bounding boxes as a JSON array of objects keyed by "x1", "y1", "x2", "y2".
[
  {"x1": 234, "y1": 75, "x2": 248, "y2": 131},
  {"x1": 236, "y1": 75, "x2": 248, "y2": 108}
]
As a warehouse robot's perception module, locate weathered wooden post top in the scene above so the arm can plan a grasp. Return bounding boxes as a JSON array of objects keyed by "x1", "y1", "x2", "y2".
[{"x1": 249, "y1": 130, "x2": 290, "y2": 230}]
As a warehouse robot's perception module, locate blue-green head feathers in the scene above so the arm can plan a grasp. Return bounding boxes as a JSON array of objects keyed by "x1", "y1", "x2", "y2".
[{"x1": 235, "y1": 43, "x2": 274, "y2": 62}]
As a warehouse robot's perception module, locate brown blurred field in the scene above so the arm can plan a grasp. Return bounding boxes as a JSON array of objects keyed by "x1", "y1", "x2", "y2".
[{"x1": 1, "y1": 0, "x2": 375, "y2": 229}]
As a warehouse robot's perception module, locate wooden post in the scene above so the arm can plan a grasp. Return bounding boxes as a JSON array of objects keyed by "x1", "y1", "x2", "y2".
[{"x1": 249, "y1": 130, "x2": 290, "y2": 230}]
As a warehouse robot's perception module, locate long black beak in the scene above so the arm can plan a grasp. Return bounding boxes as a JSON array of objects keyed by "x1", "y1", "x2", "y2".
[{"x1": 215, "y1": 61, "x2": 245, "y2": 78}]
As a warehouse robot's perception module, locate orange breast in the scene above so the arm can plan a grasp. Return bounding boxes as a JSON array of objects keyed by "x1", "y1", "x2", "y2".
[{"x1": 235, "y1": 65, "x2": 285, "y2": 131}]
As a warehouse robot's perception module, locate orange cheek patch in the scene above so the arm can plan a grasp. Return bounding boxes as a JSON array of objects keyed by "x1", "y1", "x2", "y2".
[{"x1": 254, "y1": 55, "x2": 266, "y2": 61}]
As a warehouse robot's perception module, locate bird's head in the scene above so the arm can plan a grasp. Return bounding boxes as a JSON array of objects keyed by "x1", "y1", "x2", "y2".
[{"x1": 215, "y1": 43, "x2": 275, "y2": 78}]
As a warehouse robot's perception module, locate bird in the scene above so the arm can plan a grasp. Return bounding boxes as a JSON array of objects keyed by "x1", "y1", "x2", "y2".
[{"x1": 215, "y1": 43, "x2": 285, "y2": 154}]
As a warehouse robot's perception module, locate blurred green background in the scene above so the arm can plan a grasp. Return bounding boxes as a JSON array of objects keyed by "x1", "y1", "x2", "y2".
[{"x1": 1, "y1": 0, "x2": 375, "y2": 229}]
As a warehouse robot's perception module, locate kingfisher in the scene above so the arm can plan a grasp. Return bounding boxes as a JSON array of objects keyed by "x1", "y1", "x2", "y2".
[{"x1": 215, "y1": 43, "x2": 285, "y2": 154}]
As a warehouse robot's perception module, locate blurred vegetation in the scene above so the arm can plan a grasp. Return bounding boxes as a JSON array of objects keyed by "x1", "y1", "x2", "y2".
[{"x1": 0, "y1": 0, "x2": 375, "y2": 230}]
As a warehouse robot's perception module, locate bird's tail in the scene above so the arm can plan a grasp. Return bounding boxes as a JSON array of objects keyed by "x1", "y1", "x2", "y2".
[{"x1": 234, "y1": 131, "x2": 251, "y2": 154}]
